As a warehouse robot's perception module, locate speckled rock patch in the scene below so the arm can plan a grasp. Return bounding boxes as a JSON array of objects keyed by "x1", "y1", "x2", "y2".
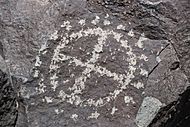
[
  {"x1": 1, "y1": 0, "x2": 189, "y2": 127},
  {"x1": 24, "y1": 14, "x2": 173, "y2": 127}
]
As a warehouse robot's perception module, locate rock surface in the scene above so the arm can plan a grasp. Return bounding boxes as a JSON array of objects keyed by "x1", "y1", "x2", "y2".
[
  {"x1": 0, "y1": 69, "x2": 18, "y2": 127},
  {"x1": 149, "y1": 87, "x2": 190, "y2": 127},
  {"x1": 0, "y1": 0, "x2": 189, "y2": 127}
]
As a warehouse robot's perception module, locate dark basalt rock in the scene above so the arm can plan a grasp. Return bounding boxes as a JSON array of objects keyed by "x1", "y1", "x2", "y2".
[
  {"x1": 149, "y1": 86, "x2": 190, "y2": 127},
  {"x1": 147, "y1": 0, "x2": 190, "y2": 126},
  {"x1": 0, "y1": 0, "x2": 190, "y2": 127},
  {"x1": 0, "y1": 70, "x2": 18, "y2": 127}
]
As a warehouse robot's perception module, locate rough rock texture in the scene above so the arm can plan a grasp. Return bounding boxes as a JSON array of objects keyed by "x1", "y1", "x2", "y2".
[
  {"x1": 148, "y1": 0, "x2": 190, "y2": 126},
  {"x1": 149, "y1": 87, "x2": 190, "y2": 127},
  {"x1": 0, "y1": 0, "x2": 189, "y2": 127},
  {"x1": 0, "y1": 69, "x2": 18, "y2": 127}
]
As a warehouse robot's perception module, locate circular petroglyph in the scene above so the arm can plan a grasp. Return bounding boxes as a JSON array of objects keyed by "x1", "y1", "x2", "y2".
[{"x1": 33, "y1": 14, "x2": 149, "y2": 119}]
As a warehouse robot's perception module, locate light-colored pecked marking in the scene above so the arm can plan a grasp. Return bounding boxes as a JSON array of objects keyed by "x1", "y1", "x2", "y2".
[
  {"x1": 36, "y1": 15, "x2": 149, "y2": 119},
  {"x1": 48, "y1": 26, "x2": 139, "y2": 107}
]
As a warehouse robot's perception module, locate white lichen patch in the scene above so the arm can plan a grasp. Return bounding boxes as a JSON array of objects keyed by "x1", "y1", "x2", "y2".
[
  {"x1": 45, "y1": 96, "x2": 53, "y2": 103},
  {"x1": 103, "y1": 20, "x2": 111, "y2": 25},
  {"x1": 124, "y1": 96, "x2": 135, "y2": 105},
  {"x1": 68, "y1": 68, "x2": 90, "y2": 96},
  {"x1": 88, "y1": 111, "x2": 100, "y2": 119},
  {"x1": 131, "y1": 82, "x2": 144, "y2": 89},
  {"x1": 156, "y1": 56, "x2": 161, "y2": 63},
  {"x1": 55, "y1": 109, "x2": 64, "y2": 114},
  {"x1": 34, "y1": 42, "x2": 48, "y2": 66},
  {"x1": 140, "y1": 68, "x2": 148, "y2": 77},
  {"x1": 50, "y1": 73, "x2": 59, "y2": 91},
  {"x1": 35, "y1": 56, "x2": 42, "y2": 67},
  {"x1": 61, "y1": 21, "x2": 72, "y2": 31},
  {"x1": 58, "y1": 90, "x2": 67, "y2": 101},
  {"x1": 136, "y1": 34, "x2": 148, "y2": 48},
  {"x1": 33, "y1": 70, "x2": 40, "y2": 78},
  {"x1": 86, "y1": 98, "x2": 104, "y2": 107},
  {"x1": 139, "y1": 54, "x2": 148, "y2": 61},
  {"x1": 67, "y1": 95, "x2": 83, "y2": 106},
  {"x1": 136, "y1": 97, "x2": 163, "y2": 127},
  {"x1": 49, "y1": 42, "x2": 69, "y2": 71},
  {"x1": 63, "y1": 79, "x2": 69, "y2": 84},
  {"x1": 91, "y1": 16, "x2": 100, "y2": 25},
  {"x1": 71, "y1": 114, "x2": 79, "y2": 121},
  {"x1": 117, "y1": 24, "x2": 125, "y2": 30},
  {"x1": 50, "y1": 30, "x2": 58, "y2": 40},
  {"x1": 79, "y1": 19, "x2": 85, "y2": 26},
  {"x1": 33, "y1": 39, "x2": 48, "y2": 79},
  {"x1": 128, "y1": 29, "x2": 134, "y2": 37},
  {"x1": 142, "y1": 0, "x2": 161, "y2": 5},
  {"x1": 37, "y1": 75, "x2": 46, "y2": 93},
  {"x1": 111, "y1": 106, "x2": 118, "y2": 115},
  {"x1": 54, "y1": 109, "x2": 59, "y2": 114}
]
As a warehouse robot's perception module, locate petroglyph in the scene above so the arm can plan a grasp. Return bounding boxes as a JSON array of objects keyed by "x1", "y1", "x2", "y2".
[{"x1": 34, "y1": 14, "x2": 151, "y2": 120}]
